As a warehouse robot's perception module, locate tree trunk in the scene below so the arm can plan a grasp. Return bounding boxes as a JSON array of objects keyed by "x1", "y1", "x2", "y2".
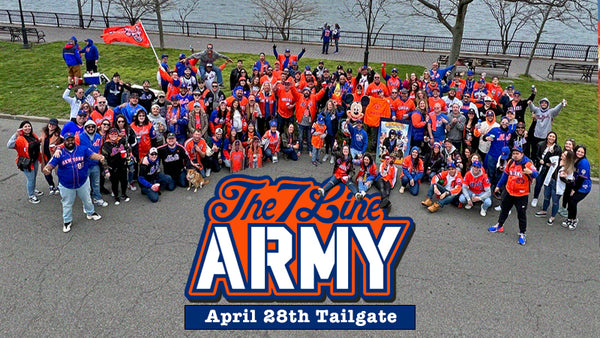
[
  {"x1": 155, "y1": 1, "x2": 164, "y2": 49},
  {"x1": 448, "y1": 2, "x2": 469, "y2": 64},
  {"x1": 77, "y1": 0, "x2": 84, "y2": 28},
  {"x1": 525, "y1": 6, "x2": 551, "y2": 76}
]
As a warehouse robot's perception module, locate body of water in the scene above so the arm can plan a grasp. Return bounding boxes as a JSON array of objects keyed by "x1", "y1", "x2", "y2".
[{"x1": 5, "y1": 0, "x2": 597, "y2": 45}]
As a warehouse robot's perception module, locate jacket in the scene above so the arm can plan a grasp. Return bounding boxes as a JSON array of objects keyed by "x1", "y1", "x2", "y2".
[{"x1": 497, "y1": 156, "x2": 538, "y2": 196}]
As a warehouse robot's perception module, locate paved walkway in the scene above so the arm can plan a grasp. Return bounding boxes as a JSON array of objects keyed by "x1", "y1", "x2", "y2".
[{"x1": 31, "y1": 26, "x2": 597, "y2": 82}]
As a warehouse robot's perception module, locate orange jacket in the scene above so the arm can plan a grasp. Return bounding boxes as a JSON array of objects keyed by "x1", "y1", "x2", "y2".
[
  {"x1": 432, "y1": 170, "x2": 463, "y2": 195},
  {"x1": 13, "y1": 134, "x2": 41, "y2": 170},
  {"x1": 311, "y1": 123, "x2": 327, "y2": 149},
  {"x1": 91, "y1": 108, "x2": 114, "y2": 126},
  {"x1": 395, "y1": 98, "x2": 415, "y2": 120},
  {"x1": 366, "y1": 81, "x2": 389, "y2": 97},
  {"x1": 502, "y1": 159, "x2": 537, "y2": 196},
  {"x1": 364, "y1": 97, "x2": 391, "y2": 128}
]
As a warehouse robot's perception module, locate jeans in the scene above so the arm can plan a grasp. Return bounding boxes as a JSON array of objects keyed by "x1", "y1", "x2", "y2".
[
  {"x1": 322, "y1": 41, "x2": 329, "y2": 54},
  {"x1": 400, "y1": 176, "x2": 420, "y2": 196},
  {"x1": 23, "y1": 161, "x2": 39, "y2": 197},
  {"x1": 484, "y1": 154, "x2": 499, "y2": 186},
  {"x1": 334, "y1": 39, "x2": 339, "y2": 52},
  {"x1": 88, "y1": 164, "x2": 102, "y2": 201},
  {"x1": 459, "y1": 190, "x2": 492, "y2": 210},
  {"x1": 311, "y1": 147, "x2": 321, "y2": 162},
  {"x1": 350, "y1": 148, "x2": 362, "y2": 160},
  {"x1": 298, "y1": 124, "x2": 312, "y2": 152},
  {"x1": 199, "y1": 65, "x2": 223, "y2": 85},
  {"x1": 58, "y1": 178, "x2": 95, "y2": 223},
  {"x1": 427, "y1": 183, "x2": 457, "y2": 207},
  {"x1": 541, "y1": 179, "x2": 561, "y2": 217},
  {"x1": 167, "y1": 170, "x2": 188, "y2": 188},
  {"x1": 533, "y1": 167, "x2": 548, "y2": 199},
  {"x1": 358, "y1": 179, "x2": 373, "y2": 193},
  {"x1": 323, "y1": 175, "x2": 358, "y2": 196},
  {"x1": 282, "y1": 147, "x2": 298, "y2": 161},
  {"x1": 141, "y1": 173, "x2": 175, "y2": 202}
]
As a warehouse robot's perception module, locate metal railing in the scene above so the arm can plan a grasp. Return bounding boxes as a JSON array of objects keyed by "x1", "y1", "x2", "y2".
[{"x1": 0, "y1": 9, "x2": 597, "y2": 61}]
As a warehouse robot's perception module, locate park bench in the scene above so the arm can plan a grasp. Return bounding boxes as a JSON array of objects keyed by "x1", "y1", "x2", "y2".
[
  {"x1": 10, "y1": 27, "x2": 46, "y2": 43},
  {"x1": 547, "y1": 62, "x2": 597, "y2": 82},
  {"x1": 467, "y1": 57, "x2": 512, "y2": 77},
  {"x1": 437, "y1": 55, "x2": 473, "y2": 68},
  {"x1": 0, "y1": 25, "x2": 22, "y2": 42}
]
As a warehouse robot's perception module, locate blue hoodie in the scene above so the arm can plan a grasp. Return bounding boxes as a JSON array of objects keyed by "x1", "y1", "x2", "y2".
[{"x1": 80, "y1": 39, "x2": 99, "y2": 61}]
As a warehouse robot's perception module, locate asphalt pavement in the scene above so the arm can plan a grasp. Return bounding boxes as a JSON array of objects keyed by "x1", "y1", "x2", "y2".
[{"x1": 1, "y1": 118, "x2": 598, "y2": 336}]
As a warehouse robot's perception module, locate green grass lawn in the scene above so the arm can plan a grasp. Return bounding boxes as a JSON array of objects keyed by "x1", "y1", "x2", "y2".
[{"x1": 0, "y1": 41, "x2": 597, "y2": 175}]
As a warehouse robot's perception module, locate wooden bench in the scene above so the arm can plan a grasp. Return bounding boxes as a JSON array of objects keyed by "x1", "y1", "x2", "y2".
[
  {"x1": 547, "y1": 63, "x2": 597, "y2": 82},
  {"x1": 437, "y1": 54, "x2": 473, "y2": 68},
  {"x1": 468, "y1": 58, "x2": 512, "y2": 77}
]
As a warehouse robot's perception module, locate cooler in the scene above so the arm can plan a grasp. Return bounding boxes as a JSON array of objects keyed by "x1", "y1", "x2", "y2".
[{"x1": 84, "y1": 72, "x2": 101, "y2": 85}]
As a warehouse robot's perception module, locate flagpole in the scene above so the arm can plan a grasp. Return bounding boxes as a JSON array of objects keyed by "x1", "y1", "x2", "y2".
[{"x1": 139, "y1": 20, "x2": 159, "y2": 63}]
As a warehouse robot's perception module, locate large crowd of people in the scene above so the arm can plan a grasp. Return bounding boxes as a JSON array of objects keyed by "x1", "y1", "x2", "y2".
[{"x1": 7, "y1": 39, "x2": 592, "y2": 243}]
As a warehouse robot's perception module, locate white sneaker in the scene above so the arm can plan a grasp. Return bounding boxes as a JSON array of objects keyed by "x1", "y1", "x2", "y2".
[
  {"x1": 94, "y1": 199, "x2": 108, "y2": 207},
  {"x1": 480, "y1": 207, "x2": 487, "y2": 217},
  {"x1": 494, "y1": 205, "x2": 502, "y2": 211},
  {"x1": 28, "y1": 195, "x2": 40, "y2": 204},
  {"x1": 322, "y1": 154, "x2": 329, "y2": 162},
  {"x1": 206, "y1": 168, "x2": 211, "y2": 177},
  {"x1": 317, "y1": 188, "x2": 325, "y2": 197},
  {"x1": 49, "y1": 186, "x2": 56, "y2": 195},
  {"x1": 129, "y1": 182, "x2": 137, "y2": 191},
  {"x1": 330, "y1": 156, "x2": 335, "y2": 164},
  {"x1": 63, "y1": 222, "x2": 72, "y2": 233},
  {"x1": 465, "y1": 204, "x2": 472, "y2": 210},
  {"x1": 399, "y1": 186, "x2": 405, "y2": 194},
  {"x1": 531, "y1": 198, "x2": 538, "y2": 207},
  {"x1": 355, "y1": 192, "x2": 362, "y2": 200},
  {"x1": 273, "y1": 154, "x2": 278, "y2": 163},
  {"x1": 34, "y1": 189, "x2": 44, "y2": 196},
  {"x1": 86, "y1": 212, "x2": 102, "y2": 221},
  {"x1": 360, "y1": 191, "x2": 367, "y2": 198}
]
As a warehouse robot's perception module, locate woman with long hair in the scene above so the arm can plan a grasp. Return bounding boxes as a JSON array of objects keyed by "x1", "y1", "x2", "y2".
[
  {"x1": 7, "y1": 120, "x2": 43, "y2": 203},
  {"x1": 250, "y1": 76, "x2": 261, "y2": 97},
  {"x1": 463, "y1": 108, "x2": 480, "y2": 152},
  {"x1": 210, "y1": 100, "x2": 230, "y2": 136},
  {"x1": 321, "y1": 99, "x2": 339, "y2": 164},
  {"x1": 40, "y1": 118, "x2": 63, "y2": 195},
  {"x1": 411, "y1": 99, "x2": 428, "y2": 152},
  {"x1": 113, "y1": 114, "x2": 138, "y2": 191},
  {"x1": 399, "y1": 146, "x2": 425, "y2": 196},
  {"x1": 423, "y1": 142, "x2": 444, "y2": 183},
  {"x1": 245, "y1": 95, "x2": 261, "y2": 132},
  {"x1": 535, "y1": 150, "x2": 575, "y2": 225},
  {"x1": 229, "y1": 99, "x2": 246, "y2": 135},
  {"x1": 102, "y1": 127, "x2": 131, "y2": 205},
  {"x1": 318, "y1": 144, "x2": 360, "y2": 200},
  {"x1": 356, "y1": 153, "x2": 378, "y2": 198},
  {"x1": 531, "y1": 131, "x2": 561, "y2": 208},
  {"x1": 562, "y1": 145, "x2": 591, "y2": 230}
]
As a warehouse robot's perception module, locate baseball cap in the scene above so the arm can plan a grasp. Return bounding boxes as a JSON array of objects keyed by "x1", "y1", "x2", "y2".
[
  {"x1": 305, "y1": 65, "x2": 311, "y2": 70},
  {"x1": 506, "y1": 84, "x2": 514, "y2": 89},
  {"x1": 302, "y1": 87, "x2": 311, "y2": 92},
  {"x1": 467, "y1": 108, "x2": 476, "y2": 114},
  {"x1": 484, "y1": 96, "x2": 493, "y2": 102},
  {"x1": 149, "y1": 147, "x2": 158, "y2": 155},
  {"x1": 433, "y1": 142, "x2": 441, "y2": 149},
  {"x1": 500, "y1": 146, "x2": 511, "y2": 159},
  {"x1": 291, "y1": 61, "x2": 297, "y2": 66},
  {"x1": 193, "y1": 102, "x2": 201, "y2": 108},
  {"x1": 391, "y1": 68, "x2": 398, "y2": 72},
  {"x1": 512, "y1": 146, "x2": 524, "y2": 154},
  {"x1": 447, "y1": 162, "x2": 456, "y2": 168},
  {"x1": 166, "y1": 132, "x2": 176, "y2": 139},
  {"x1": 270, "y1": 120, "x2": 277, "y2": 127},
  {"x1": 63, "y1": 132, "x2": 75, "y2": 139},
  {"x1": 179, "y1": 53, "x2": 186, "y2": 59},
  {"x1": 157, "y1": 91, "x2": 165, "y2": 97},
  {"x1": 108, "y1": 128, "x2": 119, "y2": 135},
  {"x1": 466, "y1": 70, "x2": 474, "y2": 76},
  {"x1": 514, "y1": 90, "x2": 521, "y2": 95},
  {"x1": 113, "y1": 72, "x2": 120, "y2": 77},
  {"x1": 180, "y1": 83, "x2": 188, "y2": 89},
  {"x1": 323, "y1": 68, "x2": 329, "y2": 72},
  {"x1": 206, "y1": 63, "x2": 213, "y2": 67},
  {"x1": 192, "y1": 89, "x2": 202, "y2": 94},
  {"x1": 485, "y1": 110, "x2": 495, "y2": 116},
  {"x1": 517, "y1": 121, "x2": 526, "y2": 128},
  {"x1": 337, "y1": 65, "x2": 344, "y2": 70},
  {"x1": 472, "y1": 160, "x2": 482, "y2": 168},
  {"x1": 161, "y1": 54, "x2": 168, "y2": 58},
  {"x1": 215, "y1": 128, "x2": 224, "y2": 134},
  {"x1": 355, "y1": 119, "x2": 363, "y2": 124},
  {"x1": 319, "y1": 60, "x2": 324, "y2": 64},
  {"x1": 48, "y1": 118, "x2": 59, "y2": 126},
  {"x1": 77, "y1": 110, "x2": 88, "y2": 116},
  {"x1": 285, "y1": 48, "x2": 290, "y2": 53}
]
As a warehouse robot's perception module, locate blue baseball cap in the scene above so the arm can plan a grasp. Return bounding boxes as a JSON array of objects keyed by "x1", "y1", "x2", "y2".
[
  {"x1": 63, "y1": 132, "x2": 75, "y2": 139},
  {"x1": 317, "y1": 115, "x2": 325, "y2": 124},
  {"x1": 514, "y1": 90, "x2": 521, "y2": 95},
  {"x1": 77, "y1": 110, "x2": 87, "y2": 116},
  {"x1": 466, "y1": 70, "x2": 474, "y2": 76},
  {"x1": 179, "y1": 53, "x2": 186, "y2": 59},
  {"x1": 500, "y1": 146, "x2": 511, "y2": 159},
  {"x1": 270, "y1": 119, "x2": 277, "y2": 127},
  {"x1": 512, "y1": 146, "x2": 524, "y2": 154},
  {"x1": 161, "y1": 54, "x2": 168, "y2": 58},
  {"x1": 472, "y1": 160, "x2": 482, "y2": 168},
  {"x1": 391, "y1": 68, "x2": 398, "y2": 72},
  {"x1": 447, "y1": 162, "x2": 456, "y2": 168}
]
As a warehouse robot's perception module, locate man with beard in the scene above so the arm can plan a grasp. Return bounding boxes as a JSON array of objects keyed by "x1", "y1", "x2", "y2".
[
  {"x1": 483, "y1": 116, "x2": 513, "y2": 187},
  {"x1": 204, "y1": 82, "x2": 225, "y2": 114},
  {"x1": 42, "y1": 132, "x2": 104, "y2": 233}
]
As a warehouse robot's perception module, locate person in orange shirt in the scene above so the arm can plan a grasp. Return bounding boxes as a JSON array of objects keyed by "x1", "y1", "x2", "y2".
[
  {"x1": 91, "y1": 96, "x2": 114, "y2": 126},
  {"x1": 488, "y1": 146, "x2": 538, "y2": 245},
  {"x1": 274, "y1": 80, "x2": 302, "y2": 132},
  {"x1": 260, "y1": 66, "x2": 278, "y2": 87},
  {"x1": 428, "y1": 87, "x2": 446, "y2": 112},
  {"x1": 394, "y1": 88, "x2": 416, "y2": 120},
  {"x1": 366, "y1": 73, "x2": 389, "y2": 97},
  {"x1": 421, "y1": 162, "x2": 463, "y2": 213},
  {"x1": 311, "y1": 115, "x2": 327, "y2": 166}
]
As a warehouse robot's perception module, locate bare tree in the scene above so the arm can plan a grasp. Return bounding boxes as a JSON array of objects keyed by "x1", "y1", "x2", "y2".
[
  {"x1": 172, "y1": 0, "x2": 202, "y2": 35},
  {"x1": 151, "y1": 0, "x2": 173, "y2": 49},
  {"x1": 408, "y1": 0, "x2": 474, "y2": 64},
  {"x1": 98, "y1": 0, "x2": 115, "y2": 28},
  {"x1": 251, "y1": 0, "x2": 317, "y2": 40},
  {"x1": 345, "y1": 0, "x2": 391, "y2": 66},
  {"x1": 483, "y1": 0, "x2": 533, "y2": 54},
  {"x1": 115, "y1": 0, "x2": 155, "y2": 25},
  {"x1": 509, "y1": 0, "x2": 596, "y2": 75}
]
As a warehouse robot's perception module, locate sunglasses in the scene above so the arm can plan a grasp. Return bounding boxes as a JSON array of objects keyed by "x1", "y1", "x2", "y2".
[
  {"x1": 102, "y1": 123, "x2": 110, "y2": 126},
  {"x1": 117, "y1": 121, "x2": 125, "y2": 123},
  {"x1": 98, "y1": 101, "x2": 107, "y2": 104},
  {"x1": 149, "y1": 153, "x2": 158, "y2": 156},
  {"x1": 85, "y1": 125, "x2": 96, "y2": 129}
]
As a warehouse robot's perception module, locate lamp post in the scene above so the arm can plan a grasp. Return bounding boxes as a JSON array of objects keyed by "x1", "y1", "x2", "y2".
[
  {"x1": 18, "y1": 0, "x2": 30, "y2": 49},
  {"x1": 363, "y1": 0, "x2": 372, "y2": 66}
]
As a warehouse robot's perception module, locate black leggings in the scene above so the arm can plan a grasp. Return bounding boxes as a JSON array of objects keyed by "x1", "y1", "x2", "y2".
[
  {"x1": 376, "y1": 178, "x2": 392, "y2": 209},
  {"x1": 566, "y1": 191, "x2": 588, "y2": 220},
  {"x1": 109, "y1": 166, "x2": 128, "y2": 198}
]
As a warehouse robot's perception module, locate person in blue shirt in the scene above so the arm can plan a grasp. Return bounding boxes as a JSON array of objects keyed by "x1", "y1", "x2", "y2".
[
  {"x1": 42, "y1": 132, "x2": 104, "y2": 233},
  {"x1": 345, "y1": 118, "x2": 368, "y2": 160},
  {"x1": 77, "y1": 120, "x2": 108, "y2": 207},
  {"x1": 321, "y1": 24, "x2": 331, "y2": 54},
  {"x1": 79, "y1": 38, "x2": 99, "y2": 73},
  {"x1": 63, "y1": 36, "x2": 82, "y2": 87},
  {"x1": 483, "y1": 116, "x2": 513, "y2": 186},
  {"x1": 562, "y1": 145, "x2": 591, "y2": 230},
  {"x1": 429, "y1": 60, "x2": 458, "y2": 87},
  {"x1": 428, "y1": 102, "x2": 449, "y2": 143},
  {"x1": 61, "y1": 110, "x2": 87, "y2": 138},
  {"x1": 113, "y1": 92, "x2": 147, "y2": 123}
]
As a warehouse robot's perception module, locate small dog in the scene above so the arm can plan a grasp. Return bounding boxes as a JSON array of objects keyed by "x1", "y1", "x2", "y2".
[{"x1": 187, "y1": 169, "x2": 209, "y2": 192}]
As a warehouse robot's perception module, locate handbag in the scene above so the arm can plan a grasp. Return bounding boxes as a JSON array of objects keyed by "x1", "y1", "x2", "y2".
[{"x1": 17, "y1": 156, "x2": 32, "y2": 171}]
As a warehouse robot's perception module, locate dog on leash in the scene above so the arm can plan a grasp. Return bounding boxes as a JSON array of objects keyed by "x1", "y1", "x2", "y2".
[{"x1": 187, "y1": 169, "x2": 209, "y2": 192}]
